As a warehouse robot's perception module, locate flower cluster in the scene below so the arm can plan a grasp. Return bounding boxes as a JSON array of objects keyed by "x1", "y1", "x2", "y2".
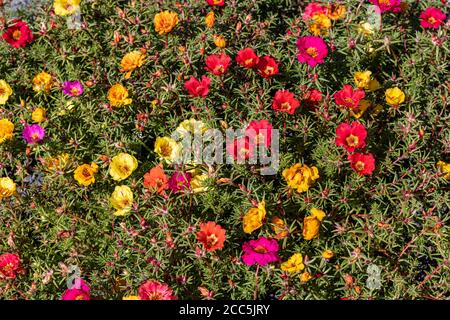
[{"x1": 0, "y1": 0, "x2": 448, "y2": 301}]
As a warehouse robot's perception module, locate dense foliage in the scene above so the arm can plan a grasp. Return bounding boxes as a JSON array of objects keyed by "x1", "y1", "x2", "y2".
[{"x1": 0, "y1": 0, "x2": 449, "y2": 300}]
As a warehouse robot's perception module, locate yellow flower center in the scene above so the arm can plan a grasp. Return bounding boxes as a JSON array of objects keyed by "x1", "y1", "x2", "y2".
[
  {"x1": 346, "y1": 134, "x2": 359, "y2": 147},
  {"x1": 215, "y1": 65, "x2": 225, "y2": 74},
  {"x1": 280, "y1": 102, "x2": 291, "y2": 111},
  {"x1": 254, "y1": 246, "x2": 268, "y2": 254},
  {"x1": 244, "y1": 58, "x2": 254, "y2": 66},
  {"x1": 160, "y1": 143, "x2": 172, "y2": 157},
  {"x1": 70, "y1": 87, "x2": 80, "y2": 96},
  {"x1": 428, "y1": 17, "x2": 437, "y2": 24},
  {"x1": 264, "y1": 66, "x2": 274, "y2": 75},
  {"x1": 206, "y1": 234, "x2": 218, "y2": 247},
  {"x1": 379, "y1": 0, "x2": 390, "y2": 4},
  {"x1": 306, "y1": 47, "x2": 318, "y2": 58},
  {"x1": 0, "y1": 88, "x2": 4, "y2": 95},
  {"x1": 355, "y1": 161, "x2": 365, "y2": 171},
  {"x1": 345, "y1": 97, "x2": 354, "y2": 104},
  {"x1": 12, "y1": 30, "x2": 22, "y2": 40}
]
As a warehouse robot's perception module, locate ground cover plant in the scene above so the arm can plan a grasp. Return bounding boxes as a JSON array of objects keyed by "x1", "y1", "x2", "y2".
[{"x1": 0, "y1": 0, "x2": 449, "y2": 300}]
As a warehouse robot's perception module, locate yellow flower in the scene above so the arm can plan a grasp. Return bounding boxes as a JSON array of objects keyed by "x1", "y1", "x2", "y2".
[
  {"x1": 110, "y1": 185, "x2": 133, "y2": 216},
  {"x1": 310, "y1": 208, "x2": 326, "y2": 221},
  {"x1": 368, "y1": 79, "x2": 381, "y2": 91},
  {"x1": 32, "y1": 108, "x2": 46, "y2": 123},
  {"x1": 385, "y1": 87, "x2": 405, "y2": 107},
  {"x1": 109, "y1": 153, "x2": 138, "y2": 181},
  {"x1": 271, "y1": 216, "x2": 289, "y2": 239},
  {"x1": 213, "y1": 35, "x2": 226, "y2": 48},
  {"x1": 176, "y1": 118, "x2": 207, "y2": 135},
  {"x1": 282, "y1": 163, "x2": 319, "y2": 193},
  {"x1": 309, "y1": 13, "x2": 331, "y2": 36},
  {"x1": 322, "y1": 249, "x2": 334, "y2": 259},
  {"x1": 350, "y1": 100, "x2": 371, "y2": 119},
  {"x1": 0, "y1": 119, "x2": 14, "y2": 144},
  {"x1": 281, "y1": 253, "x2": 305, "y2": 273},
  {"x1": 0, "y1": 80, "x2": 13, "y2": 105},
  {"x1": 154, "y1": 137, "x2": 181, "y2": 164},
  {"x1": 205, "y1": 11, "x2": 215, "y2": 28},
  {"x1": 190, "y1": 172, "x2": 209, "y2": 193},
  {"x1": 303, "y1": 208, "x2": 326, "y2": 240},
  {"x1": 300, "y1": 271, "x2": 313, "y2": 283},
  {"x1": 74, "y1": 162, "x2": 99, "y2": 186},
  {"x1": 108, "y1": 84, "x2": 132, "y2": 107},
  {"x1": 437, "y1": 161, "x2": 450, "y2": 180},
  {"x1": 53, "y1": 0, "x2": 80, "y2": 16},
  {"x1": 243, "y1": 201, "x2": 266, "y2": 234},
  {"x1": 354, "y1": 71, "x2": 372, "y2": 89},
  {"x1": 0, "y1": 177, "x2": 16, "y2": 200},
  {"x1": 154, "y1": 11, "x2": 179, "y2": 35},
  {"x1": 43, "y1": 153, "x2": 71, "y2": 172},
  {"x1": 32, "y1": 72, "x2": 53, "y2": 93},
  {"x1": 120, "y1": 50, "x2": 146, "y2": 80},
  {"x1": 122, "y1": 295, "x2": 140, "y2": 300},
  {"x1": 357, "y1": 22, "x2": 375, "y2": 36}
]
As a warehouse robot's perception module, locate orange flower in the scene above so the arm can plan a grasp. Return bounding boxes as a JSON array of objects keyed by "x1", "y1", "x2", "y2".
[
  {"x1": 154, "y1": 11, "x2": 179, "y2": 35},
  {"x1": 205, "y1": 11, "x2": 215, "y2": 28},
  {"x1": 120, "y1": 50, "x2": 146, "y2": 79},
  {"x1": 197, "y1": 221, "x2": 226, "y2": 252},
  {"x1": 271, "y1": 216, "x2": 289, "y2": 239},
  {"x1": 326, "y1": 4, "x2": 346, "y2": 20},
  {"x1": 143, "y1": 165, "x2": 169, "y2": 195}
]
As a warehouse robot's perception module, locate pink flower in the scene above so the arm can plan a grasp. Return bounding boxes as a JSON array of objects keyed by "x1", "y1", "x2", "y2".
[
  {"x1": 226, "y1": 136, "x2": 255, "y2": 162},
  {"x1": 0, "y1": 253, "x2": 20, "y2": 280},
  {"x1": 296, "y1": 36, "x2": 328, "y2": 67},
  {"x1": 420, "y1": 7, "x2": 446, "y2": 29},
  {"x1": 184, "y1": 76, "x2": 211, "y2": 97},
  {"x1": 61, "y1": 279, "x2": 90, "y2": 300},
  {"x1": 22, "y1": 124, "x2": 45, "y2": 145},
  {"x1": 369, "y1": 0, "x2": 401, "y2": 13},
  {"x1": 168, "y1": 171, "x2": 192, "y2": 193},
  {"x1": 245, "y1": 119, "x2": 273, "y2": 147},
  {"x1": 138, "y1": 280, "x2": 177, "y2": 300},
  {"x1": 302, "y1": 2, "x2": 326, "y2": 21},
  {"x1": 242, "y1": 237, "x2": 280, "y2": 266},
  {"x1": 62, "y1": 81, "x2": 84, "y2": 97}
]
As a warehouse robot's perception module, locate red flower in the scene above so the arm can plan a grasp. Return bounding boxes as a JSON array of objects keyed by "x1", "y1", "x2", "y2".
[
  {"x1": 2, "y1": 19, "x2": 33, "y2": 48},
  {"x1": 256, "y1": 56, "x2": 279, "y2": 78},
  {"x1": 236, "y1": 48, "x2": 259, "y2": 69},
  {"x1": 334, "y1": 85, "x2": 365, "y2": 109},
  {"x1": 184, "y1": 76, "x2": 211, "y2": 97},
  {"x1": 197, "y1": 221, "x2": 226, "y2": 252},
  {"x1": 335, "y1": 122, "x2": 367, "y2": 153},
  {"x1": 245, "y1": 119, "x2": 273, "y2": 147},
  {"x1": 302, "y1": 88, "x2": 323, "y2": 108},
  {"x1": 420, "y1": 7, "x2": 446, "y2": 29},
  {"x1": 226, "y1": 136, "x2": 255, "y2": 162},
  {"x1": 0, "y1": 253, "x2": 21, "y2": 280},
  {"x1": 272, "y1": 90, "x2": 300, "y2": 114},
  {"x1": 348, "y1": 153, "x2": 375, "y2": 176},
  {"x1": 206, "y1": 0, "x2": 225, "y2": 6},
  {"x1": 205, "y1": 53, "x2": 231, "y2": 76}
]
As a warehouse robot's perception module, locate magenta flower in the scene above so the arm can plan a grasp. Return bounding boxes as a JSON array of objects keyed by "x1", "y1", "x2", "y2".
[
  {"x1": 62, "y1": 81, "x2": 84, "y2": 97},
  {"x1": 296, "y1": 36, "x2": 328, "y2": 67},
  {"x1": 242, "y1": 237, "x2": 280, "y2": 266},
  {"x1": 61, "y1": 279, "x2": 90, "y2": 300},
  {"x1": 168, "y1": 171, "x2": 192, "y2": 193},
  {"x1": 420, "y1": 7, "x2": 446, "y2": 29},
  {"x1": 369, "y1": 0, "x2": 401, "y2": 13},
  {"x1": 22, "y1": 124, "x2": 45, "y2": 145}
]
